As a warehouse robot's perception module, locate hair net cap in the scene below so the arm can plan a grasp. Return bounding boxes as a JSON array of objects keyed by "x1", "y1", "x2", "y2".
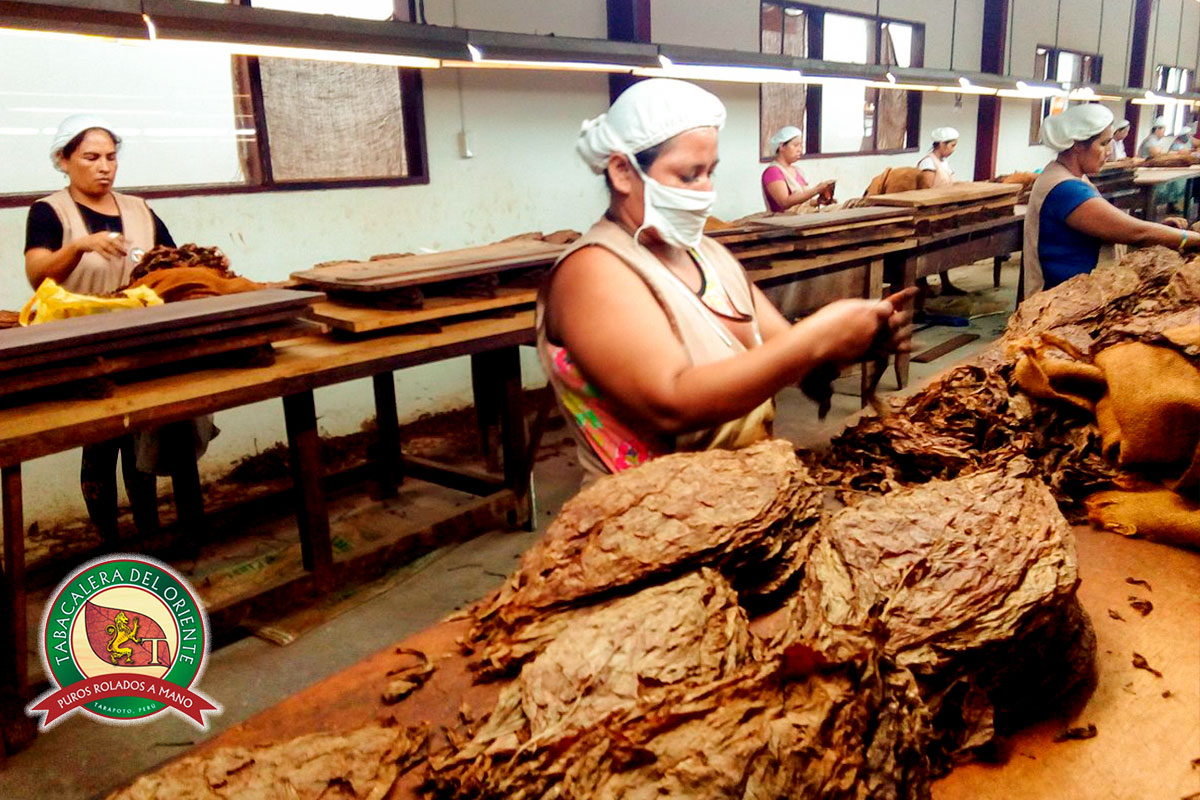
[
  {"x1": 1153, "y1": 116, "x2": 1168, "y2": 128},
  {"x1": 930, "y1": 126, "x2": 959, "y2": 143},
  {"x1": 1113, "y1": 118, "x2": 1131, "y2": 131},
  {"x1": 1039, "y1": 104, "x2": 1114, "y2": 152},
  {"x1": 577, "y1": 78, "x2": 726, "y2": 174},
  {"x1": 769, "y1": 125, "x2": 803, "y2": 152},
  {"x1": 51, "y1": 114, "x2": 119, "y2": 171}
]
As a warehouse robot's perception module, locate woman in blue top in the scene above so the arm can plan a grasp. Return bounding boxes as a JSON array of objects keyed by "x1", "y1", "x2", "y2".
[{"x1": 1023, "y1": 104, "x2": 1199, "y2": 295}]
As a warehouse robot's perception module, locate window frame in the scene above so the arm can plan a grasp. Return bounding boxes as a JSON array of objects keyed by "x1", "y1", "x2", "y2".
[
  {"x1": 758, "y1": 1, "x2": 925, "y2": 161},
  {"x1": 1028, "y1": 44, "x2": 1103, "y2": 146},
  {"x1": 0, "y1": 0, "x2": 429, "y2": 209},
  {"x1": 1153, "y1": 64, "x2": 1194, "y2": 135}
]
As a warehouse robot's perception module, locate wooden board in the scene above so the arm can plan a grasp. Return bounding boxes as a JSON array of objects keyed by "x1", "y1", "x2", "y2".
[
  {"x1": 865, "y1": 181, "x2": 1021, "y2": 208},
  {"x1": 291, "y1": 240, "x2": 564, "y2": 292},
  {"x1": 735, "y1": 224, "x2": 917, "y2": 261},
  {"x1": 911, "y1": 333, "x2": 980, "y2": 363},
  {"x1": 0, "y1": 320, "x2": 319, "y2": 399},
  {"x1": 308, "y1": 289, "x2": 537, "y2": 334},
  {"x1": 0, "y1": 289, "x2": 322, "y2": 369},
  {"x1": 738, "y1": 206, "x2": 915, "y2": 232}
]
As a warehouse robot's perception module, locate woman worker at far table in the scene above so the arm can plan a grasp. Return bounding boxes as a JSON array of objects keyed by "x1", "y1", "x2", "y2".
[
  {"x1": 915, "y1": 126, "x2": 967, "y2": 295},
  {"x1": 23, "y1": 114, "x2": 203, "y2": 546},
  {"x1": 539, "y1": 79, "x2": 916, "y2": 480},
  {"x1": 760, "y1": 125, "x2": 834, "y2": 212},
  {"x1": 1024, "y1": 104, "x2": 1200, "y2": 296}
]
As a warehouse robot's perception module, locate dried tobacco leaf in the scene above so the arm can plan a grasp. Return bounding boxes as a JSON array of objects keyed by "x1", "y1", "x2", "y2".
[
  {"x1": 1053, "y1": 723, "x2": 1098, "y2": 742},
  {"x1": 467, "y1": 440, "x2": 822, "y2": 650},
  {"x1": 1126, "y1": 577, "x2": 1153, "y2": 591},
  {"x1": 1128, "y1": 597, "x2": 1154, "y2": 616},
  {"x1": 109, "y1": 723, "x2": 429, "y2": 800},
  {"x1": 1108, "y1": 609, "x2": 1125, "y2": 622},
  {"x1": 1132, "y1": 653, "x2": 1163, "y2": 678},
  {"x1": 382, "y1": 648, "x2": 436, "y2": 705},
  {"x1": 787, "y1": 460, "x2": 1094, "y2": 769}
]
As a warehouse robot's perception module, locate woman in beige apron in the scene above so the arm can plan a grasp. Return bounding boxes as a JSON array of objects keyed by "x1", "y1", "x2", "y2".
[
  {"x1": 23, "y1": 115, "x2": 211, "y2": 545},
  {"x1": 540, "y1": 79, "x2": 916, "y2": 483},
  {"x1": 1023, "y1": 104, "x2": 1199, "y2": 297},
  {"x1": 916, "y1": 126, "x2": 967, "y2": 295},
  {"x1": 761, "y1": 126, "x2": 834, "y2": 213}
]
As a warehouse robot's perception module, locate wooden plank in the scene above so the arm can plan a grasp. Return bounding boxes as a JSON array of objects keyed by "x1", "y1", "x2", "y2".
[
  {"x1": 911, "y1": 333, "x2": 980, "y2": 363},
  {"x1": 0, "y1": 312, "x2": 537, "y2": 468},
  {"x1": 737, "y1": 206, "x2": 914, "y2": 231},
  {"x1": 291, "y1": 241, "x2": 564, "y2": 292},
  {"x1": 0, "y1": 289, "x2": 322, "y2": 366},
  {"x1": 734, "y1": 225, "x2": 916, "y2": 261},
  {"x1": 0, "y1": 320, "x2": 316, "y2": 398},
  {"x1": 308, "y1": 289, "x2": 537, "y2": 334},
  {"x1": 865, "y1": 181, "x2": 1021, "y2": 208},
  {"x1": 0, "y1": 308, "x2": 309, "y2": 374},
  {"x1": 750, "y1": 240, "x2": 917, "y2": 285}
]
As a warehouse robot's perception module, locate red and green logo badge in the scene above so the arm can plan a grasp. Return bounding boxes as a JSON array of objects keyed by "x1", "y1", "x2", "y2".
[{"x1": 27, "y1": 555, "x2": 220, "y2": 729}]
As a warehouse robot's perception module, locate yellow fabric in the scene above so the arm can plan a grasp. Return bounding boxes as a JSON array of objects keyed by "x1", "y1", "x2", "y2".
[
  {"x1": 1086, "y1": 488, "x2": 1200, "y2": 550},
  {"x1": 19, "y1": 278, "x2": 162, "y2": 325},
  {"x1": 1010, "y1": 336, "x2": 1106, "y2": 413}
]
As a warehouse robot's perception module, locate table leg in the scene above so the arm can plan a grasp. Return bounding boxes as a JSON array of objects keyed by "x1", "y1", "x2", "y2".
[
  {"x1": 886, "y1": 252, "x2": 917, "y2": 388},
  {"x1": 993, "y1": 256, "x2": 1004, "y2": 288},
  {"x1": 372, "y1": 373, "x2": 401, "y2": 500},
  {"x1": 474, "y1": 348, "x2": 531, "y2": 529},
  {"x1": 861, "y1": 258, "x2": 885, "y2": 404},
  {"x1": 471, "y1": 354, "x2": 502, "y2": 473},
  {"x1": 282, "y1": 391, "x2": 333, "y2": 589},
  {"x1": 1, "y1": 466, "x2": 26, "y2": 696}
]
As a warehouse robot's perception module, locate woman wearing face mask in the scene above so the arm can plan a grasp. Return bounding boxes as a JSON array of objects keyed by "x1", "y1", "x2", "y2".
[
  {"x1": 761, "y1": 125, "x2": 834, "y2": 213},
  {"x1": 1024, "y1": 104, "x2": 1199, "y2": 296},
  {"x1": 538, "y1": 79, "x2": 915, "y2": 480}
]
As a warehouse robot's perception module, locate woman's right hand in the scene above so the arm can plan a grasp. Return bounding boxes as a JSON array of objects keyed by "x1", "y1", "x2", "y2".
[
  {"x1": 791, "y1": 298, "x2": 895, "y2": 365},
  {"x1": 73, "y1": 231, "x2": 128, "y2": 259}
]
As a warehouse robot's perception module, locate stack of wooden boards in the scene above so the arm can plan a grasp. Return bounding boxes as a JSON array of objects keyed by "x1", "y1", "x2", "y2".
[
  {"x1": 862, "y1": 181, "x2": 1021, "y2": 235},
  {"x1": 1092, "y1": 162, "x2": 1141, "y2": 213},
  {"x1": 708, "y1": 206, "x2": 916, "y2": 262},
  {"x1": 291, "y1": 239, "x2": 567, "y2": 335},
  {"x1": 0, "y1": 289, "x2": 323, "y2": 402}
]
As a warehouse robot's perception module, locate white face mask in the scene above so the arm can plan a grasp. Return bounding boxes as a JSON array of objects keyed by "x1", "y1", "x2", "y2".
[{"x1": 627, "y1": 155, "x2": 715, "y2": 250}]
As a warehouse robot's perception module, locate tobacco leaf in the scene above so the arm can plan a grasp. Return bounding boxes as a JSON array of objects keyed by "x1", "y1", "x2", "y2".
[
  {"x1": 1132, "y1": 653, "x2": 1164, "y2": 678},
  {"x1": 1125, "y1": 577, "x2": 1153, "y2": 591},
  {"x1": 109, "y1": 723, "x2": 429, "y2": 800},
  {"x1": 1053, "y1": 723, "x2": 1098, "y2": 742},
  {"x1": 786, "y1": 460, "x2": 1094, "y2": 769},
  {"x1": 1128, "y1": 597, "x2": 1154, "y2": 616}
]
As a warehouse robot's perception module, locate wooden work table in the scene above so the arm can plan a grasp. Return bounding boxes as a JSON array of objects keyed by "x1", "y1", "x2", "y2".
[
  {"x1": 142, "y1": 525, "x2": 1198, "y2": 800},
  {"x1": 884, "y1": 212, "x2": 1025, "y2": 386},
  {"x1": 0, "y1": 311, "x2": 537, "y2": 730}
]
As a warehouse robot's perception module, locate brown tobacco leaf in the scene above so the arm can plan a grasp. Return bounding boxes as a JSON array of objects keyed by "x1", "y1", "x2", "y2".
[
  {"x1": 1108, "y1": 609, "x2": 1125, "y2": 621},
  {"x1": 1128, "y1": 597, "x2": 1154, "y2": 616},
  {"x1": 1125, "y1": 577, "x2": 1153, "y2": 591},
  {"x1": 129, "y1": 243, "x2": 233, "y2": 281},
  {"x1": 383, "y1": 648, "x2": 436, "y2": 705},
  {"x1": 1132, "y1": 653, "x2": 1164, "y2": 678},
  {"x1": 109, "y1": 723, "x2": 429, "y2": 800},
  {"x1": 1053, "y1": 723, "x2": 1098, "y2": 742},
  {"x1": 467, "y1": 440, "x2": 822, "y2": 650},
  {"x1": 788, "y1": 460, "x2": 1094, "y2": 768}
]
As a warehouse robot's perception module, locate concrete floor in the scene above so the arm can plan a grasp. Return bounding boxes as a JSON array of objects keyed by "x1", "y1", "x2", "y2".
[{"x1": 0, "y1": 259, "x2": 1020, "y2": 799}]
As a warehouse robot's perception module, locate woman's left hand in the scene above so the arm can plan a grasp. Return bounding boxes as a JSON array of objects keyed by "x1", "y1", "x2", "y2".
[{"x1": 877, "y1": 287, "x2": 918, "y2": 354}]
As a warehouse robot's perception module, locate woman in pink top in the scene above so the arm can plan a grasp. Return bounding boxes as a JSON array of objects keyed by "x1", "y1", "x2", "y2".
[{"x1": 761, "y1": 126, "x2": 834, "y2": 212}]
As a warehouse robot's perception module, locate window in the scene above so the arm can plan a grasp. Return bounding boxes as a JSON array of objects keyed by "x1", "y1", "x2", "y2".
[
  {"x1": 1029, "y1": 46, "x2": 1103, "y2": 145},
  {"x1": 0, "y1": 0, "x2": 427, "y2": 204},
  {"x1": 759, "y1": 2, "x2": 923, "y2": 159},
  {"x1": 1154, "y1": 65, "x2": 1194, "y2": 135}
]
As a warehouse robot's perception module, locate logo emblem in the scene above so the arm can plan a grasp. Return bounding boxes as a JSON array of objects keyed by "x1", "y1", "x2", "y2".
[{"x1": 27, "y1": 555, "x2": 220, "y2": 729}]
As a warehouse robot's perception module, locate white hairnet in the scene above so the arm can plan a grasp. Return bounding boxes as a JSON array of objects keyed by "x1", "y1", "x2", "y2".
[
  {"x1": 930, "y1": 126, "x2": 959, "y2": 143},
  {"x1": 577, "y1": 78, "x2": 726, "y2": 174},
  {"x1": 1039, "y1": 104, "x2": 1114, "y2": 152},
  {"x1": 51, "y1": 114, "x2": 120, "y2": 171},
  {"x1": 1113, "y1": 118, "x2": 1130, "y2": 131},
  {"x1": 1152, "y1": 116, "x2": 1168, "y2": 129},
  {"x1": 769, "y1": 125, "x2": 803, "y2": 152}
]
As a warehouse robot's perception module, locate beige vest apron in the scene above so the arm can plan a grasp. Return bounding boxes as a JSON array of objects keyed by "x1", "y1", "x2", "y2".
[
  {"x1": 920, "y1": 152, "x2": 955, "y2": 187},
  {"x1": 764, "y1": 163, "x2": 806, "y2": 212},
  {"x1": 1022, "y1": 160, "x2": 1122, "y2": 297},
  {"x1": 39, "y1": 189, "x2": 155, "y2": 294},
  {"x1": 537, "y1": 218, "x2": 774, "y2": 480}
]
